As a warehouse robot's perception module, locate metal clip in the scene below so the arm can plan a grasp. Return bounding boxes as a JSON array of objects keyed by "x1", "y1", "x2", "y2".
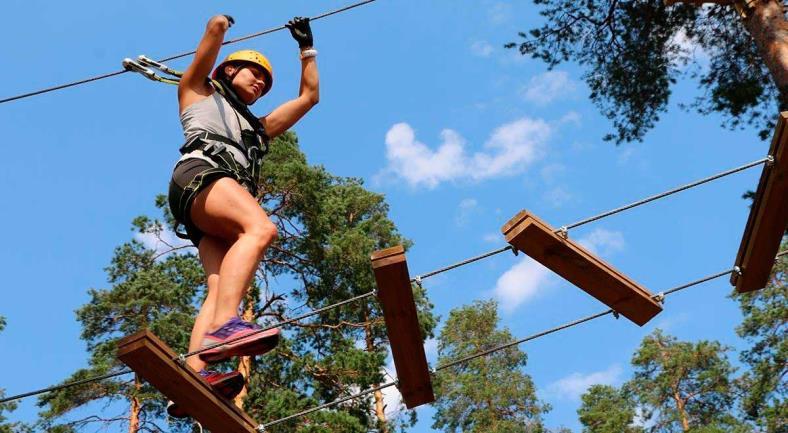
[
  {"x1": 177, "y1": 353, "x2": 187, "y2": 365},
  {"x1": 138, "y1": 55, "x2": 182, "y2": 77},
  {"x1": 122, "y1": 58, "x2": 157, "y2": 81},
  {"x1": 612, "y1": 311, "x2": 620, "y2": 320},
  {"x1": 558, "y1": 226, "x2": 569, "y2": 239},
  {"x1": 414, "y1": 275, "x2": 423, "y2": 288},
  {"x1": 654, "y1": 292, "x2": 666, "y2": 304},
  {"x1": 733, "y1": 266, "x2": 742, "y2": 276},
  {"x1": 256, "y1": 425, "x2": 267, "y2": 432},
  {"x1": 765, "y1": 155, "x2": 775, "y2": 167},
  {"x1": 510, "y1": 245, "x2": 519, "y2": 256}
]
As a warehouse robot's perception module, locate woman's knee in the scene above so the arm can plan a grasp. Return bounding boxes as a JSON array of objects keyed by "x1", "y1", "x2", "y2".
[{"x1": 244, "y1": 219, "x2": 278, "y2": 251}]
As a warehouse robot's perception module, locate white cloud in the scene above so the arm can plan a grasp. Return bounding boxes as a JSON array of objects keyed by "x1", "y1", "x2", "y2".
[
  {"x1": 455, "y1": 198, "x2": 479, "y2": 227},
  {"x1": 381, "y1": 118, "x2": 551, "y2": 189},
  {"x1": 522, "y1": 71, "x2": 577, "y2": 105},
  {"x1": 577, "y1": 228, "x2": 625, "y2": 257},
  {"x1": 483, "y1": 232, "x2": 500, "y2": 243},
  {"x1": 134, "y1": 227, "x2": 194, "y2": 258},
  {"x1": 559, "y1": 111, "x2": 582, "y2": 126},
  {"x1": 470, "y1": 40, "x2": 494, "y2": 57},
  {"x1": 488, "y1": 2, "x2": 512, "y2": 24},
  {"x1": 543, "y1": 186, "x2": 573, "y2": 208},
  {"x1": 540, "y1": 163, "x2": 566, "y2": 184},
  {"x1": 493, "y1": 257, "x2": 554, "y2": 312},
  {"x1": 546, "y1": 364, "x2": 623, "y2": 401}
]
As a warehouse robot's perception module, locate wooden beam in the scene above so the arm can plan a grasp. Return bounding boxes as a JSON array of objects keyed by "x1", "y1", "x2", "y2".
[
  {"x1": 502, "y1": 211, "x2": 662, "y2": 326},
  {"x1": 371, "y1": 246, "x2": 435, "y2": 409},
  {"x1": 117, "y1": 330, "x2": 258, "y2": 433},
  {"x1": 731, "y1": 111, "x2": 788, "y2": 293}
]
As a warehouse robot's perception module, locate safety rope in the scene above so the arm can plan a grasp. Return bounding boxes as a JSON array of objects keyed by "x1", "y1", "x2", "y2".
[
  {"x1": 410, "y1": 156, "x2": 769, "y2": 283},
  {"x1": 256, "y1": 264, "x2": 748, "y2": 429},
  {"x1": 0, "y1": 0, "x2": 379, "y2": 105}
]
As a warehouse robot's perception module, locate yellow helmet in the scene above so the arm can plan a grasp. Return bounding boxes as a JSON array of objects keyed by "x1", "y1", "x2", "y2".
[{"x1": 212, "y1": 50, "x2": 274, "y2": 96}]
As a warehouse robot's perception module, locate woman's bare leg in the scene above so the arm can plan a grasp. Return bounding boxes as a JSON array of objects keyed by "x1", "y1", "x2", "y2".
[
  {"x1": 186, "y1": 235, "x2": 229, "y2": 373},
  {"x1": 190, "y1": 177, "x2": 277, "y2": 330}
]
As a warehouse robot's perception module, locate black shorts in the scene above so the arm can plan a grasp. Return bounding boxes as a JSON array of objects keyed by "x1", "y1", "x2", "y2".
[{"x1": 168, "y1": 157, "x2": 253, "y2": 247}]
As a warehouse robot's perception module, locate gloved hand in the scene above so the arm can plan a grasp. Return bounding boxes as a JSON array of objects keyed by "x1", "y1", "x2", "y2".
[{"x1": 286, "y1": 17, "x2": 313, "y2": 49}]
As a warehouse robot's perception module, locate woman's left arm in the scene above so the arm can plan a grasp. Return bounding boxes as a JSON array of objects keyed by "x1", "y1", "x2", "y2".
[{"x1": 261, "y1": 17, "x2": 320, "y2": 138}]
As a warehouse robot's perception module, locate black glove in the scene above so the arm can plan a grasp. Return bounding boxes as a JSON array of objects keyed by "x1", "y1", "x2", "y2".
[
  {"x1": 286, "y1": 17, "x2": 313, "y2": 49},
  {"x1": 223, "y1": 15, "x2": 235, "y2": 28}
]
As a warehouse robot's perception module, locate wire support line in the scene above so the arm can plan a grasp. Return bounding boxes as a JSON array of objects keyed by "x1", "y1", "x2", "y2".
[
  {"x1": 0, "y1": 369, "x2": 132, "y2": 405},
  {"x1": 434, "y1": 267, "x2": 737, "y2": 373},
  {"x1": 0, "y1": 0, "x2": 378, "y2": 105},
  {"x1": 258, "y1": 381, "x2": 398, "y2": 430},
  {"x1": 411, "y1": 245, "x2": 515, "y2": 283},
  {"x1": 563, "y1": 156, "x2": 770, "y2": 231},
  {"x1": 180, "y1": 290, "x2": 376, "y2": 360},
  {"x1": 776, "y1": 249, "x2": 788, "y2": 259}
]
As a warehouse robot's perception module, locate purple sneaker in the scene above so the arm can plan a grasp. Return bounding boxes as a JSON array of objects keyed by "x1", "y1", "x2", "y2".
[
  {"x1": 166, "y1": 369, "x2": 245, "y2": 418},
  {"x1": 198, "y1": 317, "x2": 280, "y2": 363}
]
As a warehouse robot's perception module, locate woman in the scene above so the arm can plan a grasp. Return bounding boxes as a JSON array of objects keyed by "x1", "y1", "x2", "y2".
[{"x1": 166, "y1": 14, "x2": 319, "y2": 416}]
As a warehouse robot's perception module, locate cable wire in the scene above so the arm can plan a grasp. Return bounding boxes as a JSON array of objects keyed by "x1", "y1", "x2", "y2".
[
  {"x1": 564, "y1": 157, "x2": 770, "y2": 231},
  {"x1": 0, "y1": 0, "x2": 379, "y2": 105},
  {"x1": 0, "y1": 369, "x2": 132, "y2": 405}
]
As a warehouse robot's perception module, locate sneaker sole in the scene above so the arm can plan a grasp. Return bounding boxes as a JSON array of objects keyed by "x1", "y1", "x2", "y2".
[
  {"x1": 167, "y1": 373, "x2": 245, "y2": 419},
  {"x1": 198, "y1": 329, "x2": 280, "y2": 363}
]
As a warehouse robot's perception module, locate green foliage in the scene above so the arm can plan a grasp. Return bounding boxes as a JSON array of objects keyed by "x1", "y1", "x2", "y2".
[
  {"x1": 731, "y1": 239, "x2": 787, "y2": 432},
  {"x1": 507, "y1": 0, "x2": 781, "y2": 143},
  {"x1": 0, "y1": 316, "x2": 22, "y2": 433},
  {"x1": 578, "y1": 385, "x2": 644, "y2": 433},
  {"x1": 241, "y1": 132, "x2": 436, "y2": 432},
  {"x1": 432, "y1": 300, "x2": 549, "y2": 433},
  {"x1": 626, "y1": 330, "x2": 745, "y2": 432},
  {"x1": 36, "y1": 204, "x2": 204, "y2": 432}
]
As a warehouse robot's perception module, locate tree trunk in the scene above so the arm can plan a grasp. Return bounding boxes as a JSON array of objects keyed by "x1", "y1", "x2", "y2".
[
  {"x1": 365, "y1": 314, "x2": 389, "y2": 433},
  {"x1": 128, "y1": 375, "x2": 142, "y2": 433},
  {"x1": 674, "y1": 390, "x2": 691, "y2": 431},
  {"x1": 234, "y1": 299, "x2": 255, "y2": 409},
  {"x1": 744, "y1": 0, "x2": 788, "y2": 107}
]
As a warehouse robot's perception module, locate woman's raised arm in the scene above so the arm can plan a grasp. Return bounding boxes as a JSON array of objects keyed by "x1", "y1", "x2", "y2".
[{"x1": 178, "y1": 15, "x2": 234, "y2": 111}]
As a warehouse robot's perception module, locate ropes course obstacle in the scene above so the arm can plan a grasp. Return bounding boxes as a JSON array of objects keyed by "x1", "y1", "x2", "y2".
[{"x1": 731, "y1": 111, "x2": 788, "y2": 292}]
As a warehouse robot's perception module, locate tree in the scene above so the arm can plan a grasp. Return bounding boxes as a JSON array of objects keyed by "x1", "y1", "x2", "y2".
[
  {"x1": 507, "y1": 0, "x2": 787, "y2": 143},
  {"x1": 238, "y1": 132, "x2": 437, "y2": 433},
  {"x1": 432, "y1": 300, "x2": 549, "y2": 433},
  {"x1": 578, "y1": 384, "x2": 644, "y2": 433},
  {"x1": 35, "y1": 213, "x2": 205, "y2": 433},
  {"x1": 627, "y1": 329, "x2": 747, "y2": 432},
  {"x1": 731, "y1": 239, "x2": 787, "y2": 432},
  {"x1": 0, "y1": 316, "x2": 24, "y2": 433},
  {"x1": 35, "y1": 132, "x2": 436, "y2": 433}
]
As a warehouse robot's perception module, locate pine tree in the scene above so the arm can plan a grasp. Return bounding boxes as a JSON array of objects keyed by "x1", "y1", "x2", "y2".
[
  {"x1": 627, "y1": 330, "x2": 747, "y2": 432},
  {"x1": 507, "y1": 0, "x2": 787, "y2": 143},
  {"x1": 731, "y1": 239, "x2": 787, "y2": 432},
  {"x1": 432, "y1": 300, "x2": 549, "y2": 433},
  {"x1": 0, "y1": 316, "x2": 23, "y2": 433},
  {"x1": 578, "y1": 385, "x2": 644, "y2": 433}
]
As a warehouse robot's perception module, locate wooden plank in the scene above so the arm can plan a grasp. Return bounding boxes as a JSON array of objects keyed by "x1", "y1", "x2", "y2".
[
  {"x1": 117, "y1": 330, "x2": 258, "y2": 433},
  {"x1": 731, "y1": 111, "x2": 788, "y2": 293},
  {"x1": 501, "y1": 211, "x2": 662, "y2": 326},
  {"x1": 371, "y1": 246, "x2": 435, "y2": 409}
]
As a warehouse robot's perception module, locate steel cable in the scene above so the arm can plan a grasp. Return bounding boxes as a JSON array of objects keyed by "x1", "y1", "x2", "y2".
[{"x1": 0, "y1": 0, "x2": 379, "y2": 105}]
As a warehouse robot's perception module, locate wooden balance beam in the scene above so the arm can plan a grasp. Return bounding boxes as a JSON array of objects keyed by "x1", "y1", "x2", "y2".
[
  {"x1": 371, "y1": 245, "x2": 435, "y2": 409},
  {"x1": 731, "y1": 111, "x2": 788, "y2": 293},
  {"x1": 502, "y1": 211, "x2": 662, "y2": 326},
  {"x1": 117, "y1": 330, "x2": 259, "y2": 433}
]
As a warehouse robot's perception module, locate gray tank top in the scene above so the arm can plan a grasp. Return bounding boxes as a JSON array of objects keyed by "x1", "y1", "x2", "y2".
[{"x1": 180, "y1": 90, "x2": 255, "y2": 145}]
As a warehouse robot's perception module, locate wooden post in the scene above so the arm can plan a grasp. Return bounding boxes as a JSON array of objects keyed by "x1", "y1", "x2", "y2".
[
  {"x1": 502, "y1": 211, "x2": 662, "y2": 326},
  {"x1": 731, "y1": 111, "x2": 788, "y2": 293},
  {"x1": 117, "y1": 330, "x2": 258, "y2": 433},
  {"x1": 371, "y1": 246, "x2": 435, "y2": 409}
]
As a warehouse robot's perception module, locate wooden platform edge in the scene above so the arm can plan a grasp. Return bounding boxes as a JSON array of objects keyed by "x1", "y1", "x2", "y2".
[
  {"x1": 731, "y1": 111, "x2": 788, "y2": 293},
  {"x1": 117, "y1": 329, "x2": 258, "y2": 433},
  {"x1": 371, "y1": 245, "x2": 436, "y2": 409},
  {"x1": 502, "y1": 210, "x2": 662, "y2": 326}
]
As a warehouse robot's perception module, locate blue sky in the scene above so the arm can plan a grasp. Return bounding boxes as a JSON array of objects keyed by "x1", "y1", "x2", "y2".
[{"x1": 0, "y1": 1, "x2": 773, "y2": 431}]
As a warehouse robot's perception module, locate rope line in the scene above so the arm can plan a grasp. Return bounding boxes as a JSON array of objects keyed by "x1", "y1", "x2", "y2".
[
  {"x1": 0, "y1": 369, "x2": 132, "y2": 405},
  {"x1": 564, "y1": 156, "x2": 770, "y2": 231},
  {"x1": 410, "y1": 156, "x2": 769, "y2": 283},
  {"x1": 257, "y1": 265, "x2": 740, "y2": 428},
  {"x1": 257, "y1": 381, "x2": 398, "y2": 430},
  {"x1": 0, "y1": 0, "x2": 379, "y2": 105}
]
